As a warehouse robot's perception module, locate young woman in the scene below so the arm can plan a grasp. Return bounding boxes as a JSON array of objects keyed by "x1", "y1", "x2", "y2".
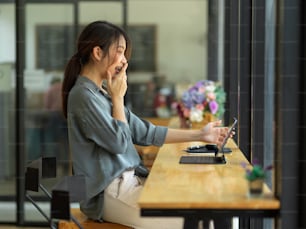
[{"x1": 62, "y1": 20, "x2": 229, "y2": 229}]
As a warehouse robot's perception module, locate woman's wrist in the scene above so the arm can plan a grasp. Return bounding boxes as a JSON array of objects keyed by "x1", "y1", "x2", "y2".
[
  {"x1": 111, "y1": 95, "x2": 125, "y2": 105},
  {"x1": 111, "y1": 96, "x2": 126, "y2": 122}
]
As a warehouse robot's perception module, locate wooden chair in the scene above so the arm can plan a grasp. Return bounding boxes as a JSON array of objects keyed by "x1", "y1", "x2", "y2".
[{"x1": 58, "y1": 208, "x2": 132, "y2": 229}]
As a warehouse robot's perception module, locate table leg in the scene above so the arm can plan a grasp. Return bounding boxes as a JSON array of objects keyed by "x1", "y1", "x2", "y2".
[
  {"x1": 213, "y1": 217, "x2": 232, "y2": 229},
  {"x1": 183, "y1": 216, "x2": 199, "y2": 229},
  {"x1": 239, "y1": 217, "x2": 249, "y2": 229}
]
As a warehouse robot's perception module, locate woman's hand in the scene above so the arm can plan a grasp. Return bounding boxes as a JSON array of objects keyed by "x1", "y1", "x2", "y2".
[
  {"x1": 106, "y1": 62, "x2": 128, "y2": 99},
  {"x1": 200, "y1": 120, "x2": 231, "y2": 146},
  {"x1": 106, "y1": 62, "x2": 128, "y2": 123}
]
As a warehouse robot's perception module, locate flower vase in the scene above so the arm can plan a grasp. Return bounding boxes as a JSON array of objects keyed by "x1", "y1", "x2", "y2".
[
  {"x1": 191, "y1": 120, "x2": 208, "y2": 129},
  {"x1": 248, "y1": 179, "x2": 263, "y2": 197},
  {"x1": 191, "y1": 113, "x2": 216, "y2": 129},
  {"x1": 179, "y1": 116, "x2": 192, "y2": 129},
  {"x1": 204, "y1": 112, "x2": 216, "y2": 122}
]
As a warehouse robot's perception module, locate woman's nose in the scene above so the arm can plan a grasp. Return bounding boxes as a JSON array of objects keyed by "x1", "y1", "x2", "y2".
[{"x1": 122, "y1": 55, "x2": 127, "y2": 63}]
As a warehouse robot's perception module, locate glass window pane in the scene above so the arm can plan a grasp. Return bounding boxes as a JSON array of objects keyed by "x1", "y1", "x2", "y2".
[
  {"x1": 126, "y1": 0, "x2": 208, "y2": 117},
  {"x1": 0, "y1": 2, "x2": 16, "y2": 223},
  {"x1": 1, "y1": 0, "x2": 211, "y2": 225},
  {"x1": 24, "y1": 3, "x2": 74, "y2": 223}
]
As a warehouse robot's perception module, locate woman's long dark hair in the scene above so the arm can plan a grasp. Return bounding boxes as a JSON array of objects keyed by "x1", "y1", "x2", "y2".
[{"x1": 62, "y1": 21, "x2": 131, "y2": 118}]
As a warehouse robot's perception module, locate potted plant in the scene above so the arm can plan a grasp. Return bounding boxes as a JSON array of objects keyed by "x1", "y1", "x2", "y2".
[{"x1": 241, "y1": 161, "x2": 273, "y2": 196}]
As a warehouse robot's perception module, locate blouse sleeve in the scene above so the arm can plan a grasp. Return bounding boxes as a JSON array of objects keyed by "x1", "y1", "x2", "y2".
[{"x1": 127, "y1": 110, "x2": 168, "y2": 147}]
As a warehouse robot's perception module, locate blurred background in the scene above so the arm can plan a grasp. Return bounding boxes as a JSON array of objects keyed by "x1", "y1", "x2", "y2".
[{"x1": 1, "y1": 0, "x2": 305, "y2": 228}]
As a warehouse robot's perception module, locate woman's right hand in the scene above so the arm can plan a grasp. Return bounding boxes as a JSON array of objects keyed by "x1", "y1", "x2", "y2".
[
  {"x1": 106, "y1": 62, "x2": 128, "y2": 99},
  {"x1": 106, "y1": 62, "x2": 129, "y2": 123}
]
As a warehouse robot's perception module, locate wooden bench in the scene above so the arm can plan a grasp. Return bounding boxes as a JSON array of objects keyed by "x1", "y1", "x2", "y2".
[
  {"x1": 58, "y1": 208, "x2": 132, "y2": 229},
  {"x1": 61, "y1": 118, "x2": 169, "y2": 228}
]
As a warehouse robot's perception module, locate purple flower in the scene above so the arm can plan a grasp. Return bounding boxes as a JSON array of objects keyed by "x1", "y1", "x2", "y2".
[
  {"x1": 181, "y1": 92, "x2": 193, "y2": 109},
  {"x1": 209, "y1": 101, "x2": 218, "y2": 114},
  {"x1": 264, "y1": 165, "x2": 273, "y2": 171},
  {"x1": 241, "y1": 162, "x2": 247, "y2": 168},
  {"x1": 194, "y1": 81, "x2": 205, "y2": 88},
  {"x1": 192, "y1": 92, "x2": 205, "y2": 105},
  {"x1": 253, "y1": 158, "x2": 260, "y2": 165}
]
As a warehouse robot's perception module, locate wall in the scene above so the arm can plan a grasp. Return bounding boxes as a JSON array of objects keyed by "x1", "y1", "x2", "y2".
[
  {"x1": 127, "y1": 0, "x2": 208, "y2": 83},
  {"x1": 0, "y1": 0, "x2": 208, "y2": 87},
  {"x1": 0, "y1": 4, "x2": 15, "y2": 63}
]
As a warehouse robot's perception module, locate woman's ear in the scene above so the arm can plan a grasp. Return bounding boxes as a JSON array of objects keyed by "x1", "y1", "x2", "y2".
[{"x1": 92, "y1": 46, "x2": 103, "y2": 61}]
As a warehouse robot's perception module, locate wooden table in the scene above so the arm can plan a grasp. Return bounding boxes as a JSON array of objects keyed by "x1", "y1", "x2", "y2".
[{"x1": 138, "y1": 139, "x2": 280, "y2": 228}]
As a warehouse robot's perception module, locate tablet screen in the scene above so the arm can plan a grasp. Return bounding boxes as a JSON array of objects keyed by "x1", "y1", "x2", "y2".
[{"x1": 219, "y1": 117, "x2": 237, "y2": 151}]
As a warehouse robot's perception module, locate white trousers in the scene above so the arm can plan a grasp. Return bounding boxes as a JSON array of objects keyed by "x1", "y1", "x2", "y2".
[{"x1": 103, "y1": 170, "x2": 184, "y2": 229}]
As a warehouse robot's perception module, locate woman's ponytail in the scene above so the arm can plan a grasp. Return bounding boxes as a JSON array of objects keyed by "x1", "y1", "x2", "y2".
[{"x1": 62, "y1": 54, "x2": 81, "y2": 118}]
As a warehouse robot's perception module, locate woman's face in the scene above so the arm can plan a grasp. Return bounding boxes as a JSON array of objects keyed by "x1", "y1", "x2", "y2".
[{"x1": 106, "y1": 35, "x2": 128, "y2": 78}]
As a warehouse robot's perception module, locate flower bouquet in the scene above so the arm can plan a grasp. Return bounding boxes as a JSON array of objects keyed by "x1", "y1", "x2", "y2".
[{"x1": 176, "y1": 80, "x2": 226, "y2": 127}]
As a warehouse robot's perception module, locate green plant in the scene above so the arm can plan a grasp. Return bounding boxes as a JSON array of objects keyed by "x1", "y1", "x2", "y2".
[{"x1": 241, "y1": 161, "x2": 273, "y2": 181}]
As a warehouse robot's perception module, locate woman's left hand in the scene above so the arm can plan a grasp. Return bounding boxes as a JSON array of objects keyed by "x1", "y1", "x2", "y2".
[{"x1": 200, "y1": 120, "x2": 230, "y2": 146}]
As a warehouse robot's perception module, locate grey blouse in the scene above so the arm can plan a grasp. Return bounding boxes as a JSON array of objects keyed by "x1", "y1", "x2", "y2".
[{"x1": 67, "y1": 76, "x2": 167, "y2": 219}]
